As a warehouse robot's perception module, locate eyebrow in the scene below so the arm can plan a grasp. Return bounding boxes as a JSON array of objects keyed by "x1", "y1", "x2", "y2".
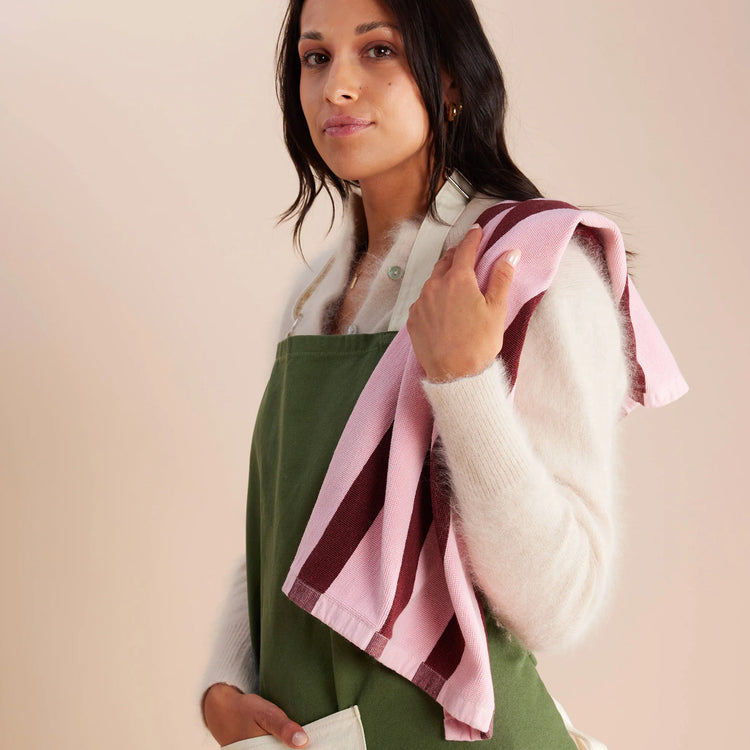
[{"x1": 299, "y1": 21, "x2": 398, "y2": 42}]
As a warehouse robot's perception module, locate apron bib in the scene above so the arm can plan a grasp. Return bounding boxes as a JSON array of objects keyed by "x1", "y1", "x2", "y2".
[{"x1": 246, "y1": 332, "x2": 575, "y2": 748}]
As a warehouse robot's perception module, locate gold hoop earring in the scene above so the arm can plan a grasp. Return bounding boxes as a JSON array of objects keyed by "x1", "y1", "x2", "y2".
[{"x1": 446, "y1": 102, "x2": 463, "y2": 122}]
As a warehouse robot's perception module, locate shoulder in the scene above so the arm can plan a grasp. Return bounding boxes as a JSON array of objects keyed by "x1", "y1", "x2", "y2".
[
  {"x1": 552, "y1": 234, "x2": 614, "y2": 301},
  {"x1": 520, "y1": 236, "x2": 630, "y2": 411},
  {"x1": 534, "y1": 234, "x2": 623, "y2": 344},
  {"x1": 442, "y1": 194, "x2": 506, "y2": 250}
]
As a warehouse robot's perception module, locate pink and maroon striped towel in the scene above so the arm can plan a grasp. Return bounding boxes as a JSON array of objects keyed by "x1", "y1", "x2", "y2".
[{"x1": 282, "y1": 200, "x2": 688, "y2": 741}]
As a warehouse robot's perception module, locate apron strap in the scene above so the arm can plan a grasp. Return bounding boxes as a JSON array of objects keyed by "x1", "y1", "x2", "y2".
[{"x1": 387, "y1": 171, "x2": 473, "y2": 330}]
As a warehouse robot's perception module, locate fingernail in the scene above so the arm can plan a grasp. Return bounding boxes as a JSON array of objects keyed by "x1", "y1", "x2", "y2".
[
  {"x1": 505, "y1": 249, "x2": 521, "y2": 267},
  {"x1": 292, "y1": 731, "x2": 308, "y2": 747},
  {"x1": 469, "y1": 223, "x2": 482, "y2": 232}
]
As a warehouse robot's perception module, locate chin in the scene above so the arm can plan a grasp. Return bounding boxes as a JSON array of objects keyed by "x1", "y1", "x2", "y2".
[{"x1": 322, "y1": 161, "x2": 375, "y2": 184}]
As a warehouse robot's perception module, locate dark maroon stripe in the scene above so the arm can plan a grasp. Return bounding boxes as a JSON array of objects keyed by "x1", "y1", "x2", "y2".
[
  {"x1": 571, "y1": 223, "x2": 601, "y2": 250},
  {"x1": 296, "y1": 425, "x2": 393, "y2": 595},
  {"x1": 412, "y1": 662, "x2": 446, "y2": 701},
  {"x1": 473, "y1": 200, "x2": 517, "y2": 231},
  {"x1": 376, "y1": 457, "x2": 434, "y2": 642},
  {"x1": 429, "y1": 440, "x2": 452, "y2": 556},
  {"x1": 499, "y1": 292, "x2": 545, "y2": 388},
  {"x1": 366, "y1": 631, "x2": 387, "y2": 657},
  {"x1": 620, "y1": 280, "x2": 646, "y2": 405},
  {"x1": 479, "y1": 199, "x2": 578, "y2": 253},
  {"x1": 286, "y1": 578, "x2": 325, "y2": 612},
  {"x1": 411, "y1": 616, "x2": 466, "y2": 700},
  {"x1": 423, "y1": 614, "x2": 465, "y2": 687}
]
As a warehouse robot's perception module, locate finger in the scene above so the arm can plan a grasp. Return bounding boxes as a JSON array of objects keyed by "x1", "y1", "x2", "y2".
[
  {"x1": 452, "y1": 224, "x2": 483, "y2": 269},
  {"x1": 431, "y1": 245, "x2": 457, "y2": 278},
  {"x1": 485, "y1": 249, "x2": 521, "y2": 308},
  {"x1": 255, "y1": 702, "x2": 308, "y2": 748}
]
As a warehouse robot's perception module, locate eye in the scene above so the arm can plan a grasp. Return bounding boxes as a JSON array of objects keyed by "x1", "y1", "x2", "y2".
[
  {"x1": 301, "y1": 51, "x2": 330, "y2": 67},
  {"x1": 365, "y1": 44, "x2": 394, "y2": 59}
]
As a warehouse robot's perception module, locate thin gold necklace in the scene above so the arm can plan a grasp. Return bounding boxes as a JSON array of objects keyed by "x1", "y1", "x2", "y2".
[{"x1": 348, "y1": 240, "x2": 370, "y2": 290}]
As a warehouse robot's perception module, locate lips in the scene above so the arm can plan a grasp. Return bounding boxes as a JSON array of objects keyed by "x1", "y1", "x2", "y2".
[{"x1": 323, "y1": 116, "x2": 373, "y2": 138}]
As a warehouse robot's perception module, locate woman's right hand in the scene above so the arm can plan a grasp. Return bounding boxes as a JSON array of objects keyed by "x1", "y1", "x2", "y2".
[{"x1": 203, "y1": 684, "x2": 309, "y2": 748}]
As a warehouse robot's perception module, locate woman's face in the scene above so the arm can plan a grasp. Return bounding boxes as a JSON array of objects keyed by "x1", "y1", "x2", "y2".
[{"x1": 298, "y1": 0, "x2": 433, "y2": 189}]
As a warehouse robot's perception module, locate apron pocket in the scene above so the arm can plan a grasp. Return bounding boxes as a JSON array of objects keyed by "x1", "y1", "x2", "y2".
[{"x1": 221, "y1": 705, "x2": 367, "y2": 750}]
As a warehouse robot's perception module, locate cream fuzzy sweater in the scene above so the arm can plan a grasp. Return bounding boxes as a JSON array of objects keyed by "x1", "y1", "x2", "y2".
[{"x1": 201, "y1": 196, "x2": 630, "y2": 700}]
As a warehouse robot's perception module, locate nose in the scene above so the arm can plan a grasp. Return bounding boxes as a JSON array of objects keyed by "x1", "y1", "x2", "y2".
[{"x1": 323, "y1": 58, "x2": 360, "y2": 105}]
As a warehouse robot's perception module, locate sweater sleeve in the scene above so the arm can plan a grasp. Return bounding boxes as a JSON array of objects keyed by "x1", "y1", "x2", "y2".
[
  {"x1": 421, "y1": 240, "x2": 630, "y2": 652},
  {"x1": 198, "y1": 558, "x2": 258, "y2": 720}
]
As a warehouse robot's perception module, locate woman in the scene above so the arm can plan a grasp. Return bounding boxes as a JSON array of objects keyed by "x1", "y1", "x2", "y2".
[{"x1": 200, "y1": 0, "x2": 686, "y2": 747}]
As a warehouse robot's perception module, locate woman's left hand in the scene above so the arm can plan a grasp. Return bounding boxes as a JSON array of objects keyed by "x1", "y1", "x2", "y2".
[{"x1": 406, "y1": 225, "x2": 520, "y2": 382}]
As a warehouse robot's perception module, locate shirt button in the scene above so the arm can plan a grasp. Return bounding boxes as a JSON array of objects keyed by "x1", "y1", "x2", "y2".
[
  {"x1": 347, "y1": 324, "x2": 358, "y2": 335},
  {"x1": 387, "y1": 265, "x2": 403, "y2": 281}
]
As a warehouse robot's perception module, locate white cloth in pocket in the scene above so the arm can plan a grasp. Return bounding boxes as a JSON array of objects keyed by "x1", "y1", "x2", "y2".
[{"x1": 221, "y1": 705, "x2": 366, "y2": 750}]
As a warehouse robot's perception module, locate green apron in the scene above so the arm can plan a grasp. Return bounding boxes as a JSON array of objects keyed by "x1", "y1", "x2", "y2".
[{"x1": 246, "y1": 332, "x2": 576, "y2": 748}]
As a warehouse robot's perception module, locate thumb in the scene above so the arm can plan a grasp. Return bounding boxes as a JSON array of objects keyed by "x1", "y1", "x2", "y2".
[
  {"x1": 253, "y1": 699, "x2": 308, "y2": 748},
  {"x1": 485, "y1": 249, "x2": 521, "y2": 308}
]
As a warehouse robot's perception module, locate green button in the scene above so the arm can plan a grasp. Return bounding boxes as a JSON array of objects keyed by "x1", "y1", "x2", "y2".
[{"x1": 387, "y1": 265, "x2": 403, "y2": 280}]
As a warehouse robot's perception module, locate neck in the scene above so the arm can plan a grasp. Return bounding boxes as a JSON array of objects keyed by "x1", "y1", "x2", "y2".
[{"x1": 357, "y1": 166, "x2": 440, "y2": 258}]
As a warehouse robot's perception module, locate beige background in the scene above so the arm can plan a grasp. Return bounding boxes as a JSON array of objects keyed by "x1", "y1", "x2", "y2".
[{"x1": 1, "y1": 0, "x2": 747, "y2": 748}]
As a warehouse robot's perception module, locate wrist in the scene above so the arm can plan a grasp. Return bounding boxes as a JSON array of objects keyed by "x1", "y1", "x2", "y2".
[
  {"x1": 202, "y1": 682, "x2": 244, "y2": 725},
  {"x1": 424, "y1": 356, "x2": 495, "y2": 384}
]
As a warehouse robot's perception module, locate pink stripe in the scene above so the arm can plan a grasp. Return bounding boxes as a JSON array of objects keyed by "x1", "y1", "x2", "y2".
[
  {"x1": 382, "y1": 526, "x2": 455, "y2": 660},
  {"x1": 321, "y1": 506, "x2": 390, "y2": 626},
  {"x1": 619, "y1": 281, "x2": 646, "y2": 405},
  {"x1": 622, "y1": 281, "x2": 689, "y2": 411}
]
